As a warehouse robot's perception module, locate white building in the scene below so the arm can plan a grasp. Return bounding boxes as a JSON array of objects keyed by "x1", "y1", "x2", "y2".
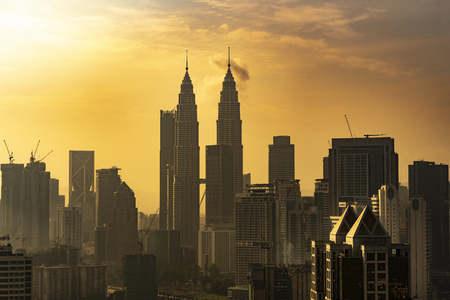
[{"x1": 377, "y1": 185, "x2": 402, "y2": 243}]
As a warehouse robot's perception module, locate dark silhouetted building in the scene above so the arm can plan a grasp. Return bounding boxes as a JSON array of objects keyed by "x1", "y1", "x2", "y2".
[
  {"x1": 107, "y1": 182, "x2": 139, "y2": 261},
  {"x1": 69, "y1": 150, "x2": 95, "y2": 243},
  {"x1": 409, "y1": 160, "x2": 449, "y2": 271},
  {"x1": 311, "y1": 206, "x2": 410, "y2": 300},
  {"x1": 20, "y1": 161, "x2": 50, "y2": 251},
  {"x1": 160, "y1": 109, "x2": 176, "y2": 231},
  {"x1": 122, "y1": 254, "x2": 157, "y2": 300},
  {"x1": 0, "y1": 244, "x2": 32, "y2": 299},
  {"x1": 408, "y1": 197, "x2": 433, "y2": 300},
  {"x1": 95, "y1": 167, "x2": 121, "y2": 228},
  {"x1": 63, "y1": 207, "x2": 83, "y2": 249},
  {"x1": 269, "y1": 136, "x2": 295, "y2": 183},
  {"x1": 172, "y1": 60, "x2": 200, "y2": 249},
  {"x1": 216, "y1": 53, "x2": 243, "y2": 198},
  {"x1": 328, "y1": 137, "x2": 399, "y2": 216},
  {"x1": 205, "y1": 145, "x2": 234, "y2": 225},
  {"x1": 0, "y1": 163, "x2": 24, "y2": 242}
]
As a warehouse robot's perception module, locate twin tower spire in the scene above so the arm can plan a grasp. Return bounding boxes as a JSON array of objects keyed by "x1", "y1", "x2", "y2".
[{"x1": 160, "y1": 49, "x2": 242, "y2": 249}]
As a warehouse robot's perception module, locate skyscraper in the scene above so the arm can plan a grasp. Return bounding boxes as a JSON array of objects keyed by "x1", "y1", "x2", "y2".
[
  {"x1": 107, "y1": 181, "x2": 139, "y2": 261},
  {"x1": 216, "y1": 49, "x2": 243, "y2": 197},
  {"x1": 409, "y1": 160, "x2": 449, "y2": 271},
  {"x1": 0, "y1": 163, "x2": 24, "y2": 240},
  {"x1": 19, "y1": 161, "x2": 50, "y2": 250},
  {"x1": 328, "y1": 137, "x2": 399, "y2": 216},
  {"x1": 408, "y1": 197, "x2": 433, "y2": 300},
  {"x1": 95, "y1": 167, "x2": 121, "y2": 227},
  {"x1": 160, "y1": 109, "x2": 176, "y2": 230},
  {"x1": 173, "y1": 57, "x2": 200, "y2": 248},
  {"x1": 205, "y1": 145, "x2": 234, "y2": 225},
  {"x1": 69, "y1": 150, "x2": 95, "y2": 242},
  {"x1": 269, "y1": 136, "x2": 295, "y2": 183}
]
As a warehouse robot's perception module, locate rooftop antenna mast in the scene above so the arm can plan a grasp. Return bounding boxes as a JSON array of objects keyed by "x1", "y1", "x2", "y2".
[
  {"x1": 186, "y1": 50, "x2": 188, "y2": 71},
  {"x1": 228, "y1": 46, "x2": 231, "y2": 68},
  {"x1": 344, "y1": 115, "x2": 354, "y2": 138}
]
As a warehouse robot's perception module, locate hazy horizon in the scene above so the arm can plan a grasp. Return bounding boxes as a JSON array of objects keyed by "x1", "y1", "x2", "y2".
[{"x1": 1, "y1": 0, "x2": 449, "y2": 214}]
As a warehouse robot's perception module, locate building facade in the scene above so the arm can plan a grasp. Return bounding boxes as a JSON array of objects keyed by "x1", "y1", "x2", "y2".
[
  {"x1": 408, "y1": 197, "x2": 433, "y2": 300},
  {"x1": 63, "y1": 207, "x2": 83, "y2": 249},
  {"x1": 172, "y1": 61, "x2": 200, "y2": 249},
  {"x1": 69, "y1": 151, "x2": 95, "y2": 243},
  {"x1": 122, "y1": 254, "x2": 157, "y2": 300},
  {"x1": 269, "y1": 136, "x2": 295, "y2": 183},
  {"x1": 408, "y1": 161, "x2": 449, "y2": 271},
  {"x1": 216, "y1": 53, "x2": 243, "y2": 199},
  {"x1": 0, "y1": 163, "x2": 24, "y2": 242},
  {"x1": 328, "y1": 137, "x2": 398, "y2": 216},
  {"x1": 95, "y1": 167, "x2": 121, "y2": 228},
  {"x1": 159, "y1": 109, "x2": 176, "y2": 231},
  {"x1": 107, "y1": 182, "x2": 139, "y2": 261},
  {"x1": 0, "y1": 244, "x2": 32, "y2": 300},
  {"x1": 198, "y1": 225, "x2": 236, "y2": 273},
  {"x1": 19, "y1": 162, "x2": 50, "y2": 250}
]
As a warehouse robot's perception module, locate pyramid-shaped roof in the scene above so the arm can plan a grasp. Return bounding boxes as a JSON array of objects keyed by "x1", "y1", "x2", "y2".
[
  {"x1": 330, "y1": 206, "x2": 358, "y2": 237},
  {"x1": 347, "y1": 205, "x2": 389, "y2": 238}
]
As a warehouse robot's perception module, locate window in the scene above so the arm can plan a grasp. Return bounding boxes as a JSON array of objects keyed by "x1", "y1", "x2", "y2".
[
  {"x1": 378, "y1": 263, "x2": 386, "y2": 271},
  {"x1": 377, "y1": 253, "x2": 386, "y2": 261},
  {"x1": 367, "y1": 253, "x2": 375, "y2": 261},
  {"x1": 378, "y1": 283, "x2": 386, "y2": 291},
  {"x1": 378, "y1": 273, "x2": 386, "y2": 281},
  {"x1": 367, "y1": 263, "x2": 375, "y2": 272},
  {"x1": 367, "y1": 273, "x2": 375, "y2": 281}
]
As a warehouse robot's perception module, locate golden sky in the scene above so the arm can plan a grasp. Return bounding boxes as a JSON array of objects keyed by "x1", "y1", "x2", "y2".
[{"x1": 1, "y1": 0, "x2": 449, "y2": 214}]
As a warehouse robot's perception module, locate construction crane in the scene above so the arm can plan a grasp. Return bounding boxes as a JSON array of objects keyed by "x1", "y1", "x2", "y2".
[
  {"x1": 364, "y1": 134, "x2": 386, "y2": 138},
  {"x1": 344, "y1": 115, "x2": 354, "y2": 138},
  {"x1": 136, "y1": 208, "x2": 160, "y2": 253},
  {"x1": 10, "y1": 221, "x2": 22, "y2": 241},
  {"x1": 36, "y1": 150, "x2": 53, "y2": 163},
  {"x1": 30, "y1": 140, "x2": 40, "y2": 163},
  {"x1": 3, "y1": 140, "x2": 14, "y2": 163}
]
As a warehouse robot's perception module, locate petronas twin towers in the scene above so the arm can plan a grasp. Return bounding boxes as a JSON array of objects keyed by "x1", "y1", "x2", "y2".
[{"x1": 160, "y1": 50, "x2": 243, "y2": 249}]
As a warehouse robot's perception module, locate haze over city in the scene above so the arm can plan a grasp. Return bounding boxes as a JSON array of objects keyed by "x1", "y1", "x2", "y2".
[{"x1": 1, "y1": 0, "x2": 449, "y2": 214}]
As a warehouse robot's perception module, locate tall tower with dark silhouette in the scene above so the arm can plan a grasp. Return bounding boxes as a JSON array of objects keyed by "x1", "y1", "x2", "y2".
[
  {"x1": 205, "y1": 48, "x2": 243, "y2": 226},
  {"x1": 216, "y1": 48, "x2": 243, "y2": 199},
  {"x1": 173, "y1": 53, "x2": 200, "y2": 248}
]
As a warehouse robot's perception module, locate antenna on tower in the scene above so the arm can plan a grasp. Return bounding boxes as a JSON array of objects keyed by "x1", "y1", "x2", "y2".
[
  {"x1": 186, "y1": 50, "x2": 188, "y2": 70},
  {"x1": 228, "y1": 47, "x2": 231, "y2": 68}
]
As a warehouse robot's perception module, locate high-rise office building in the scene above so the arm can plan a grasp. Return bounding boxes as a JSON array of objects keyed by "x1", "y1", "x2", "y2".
[
  {"x1": 0, "y1": 244, "x2": 32, "y2": 299},
  {"x1": 328, "y1": 137, "x2": 399, "y2": 216},
  {"x1": 122, "y1": 254, "x2": 158, "y2": 300},
  {"x1": 95, "y1": 167, "x2": 121, "y2": 227},
  {"x1": 235, "y1": 184, "x2": 276, "y2": 285},
  {"x1": 107, "y1": 181, "x2": 139, "y2": 261},
  {"x1": 48, "y1": 178, "x2": 65, "y2": 242},
  {"x1": 216, "y1": 51, "x2": 243, "y2": 197},
  {"x1": 0, "y1": 163, "x2": 24, "y2": 240},
  {"x1": 409, "y1": 160, "x2": 449, "y2": 271},
  {"x1": 269, "y1": 136, "x2": 295, "y2": 183},
  {"x1": 408, "y1": 197, "x2": 432, "y2": 300},
  {"x1": 205, "y1": 145, "x2": 234, "y2": 225},
  {"x1": 314, "y1": 179, "x2": 331, "y2": 240},
  {"x1": 311, "y1": 206, "x2": 410, "y2": 300},
  {"x1": 63, "y1": 207, "x2": 83, "y2": 249},
  {"x1": 69, "y1": 151, "x2": 95, "y2": 243},
  {"x1": 172, "y1": 59, "x2": 200, "y2": 248},
  {"x1": 198, "y1": 224, "x2": 236, "y2": 273},
  {"x1": 205, "y1": 51, "x2": 243, "y2": 227},
  {"x1": 19, "y1": 161, "x2": 50, "y2": 250},
  {"x1": 160, "y1": 109, "x2": 176, "y2": 231},
  {"x1": 377, "y1": 184, "x2": 402, "y2": 244}
]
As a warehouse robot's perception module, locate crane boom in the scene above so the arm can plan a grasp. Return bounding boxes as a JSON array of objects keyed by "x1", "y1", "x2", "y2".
[
  {"x1": 137, "y1": 208, "x2": 160, "y2": 253},
  {"x1": 3, "y1": 140, "x2": 14, "y2": 163},
  {"x1": 344, "y1": 115, "x2": 354, "y2": 138}
]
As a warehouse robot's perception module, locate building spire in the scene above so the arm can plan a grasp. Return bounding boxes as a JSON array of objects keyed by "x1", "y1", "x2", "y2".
[
  {"x1": 186, "y1": 50, "x2": 188, "y2": 71},
  {"x1": 228, "y1": 47, "x2": 231, "y2": 68}
]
